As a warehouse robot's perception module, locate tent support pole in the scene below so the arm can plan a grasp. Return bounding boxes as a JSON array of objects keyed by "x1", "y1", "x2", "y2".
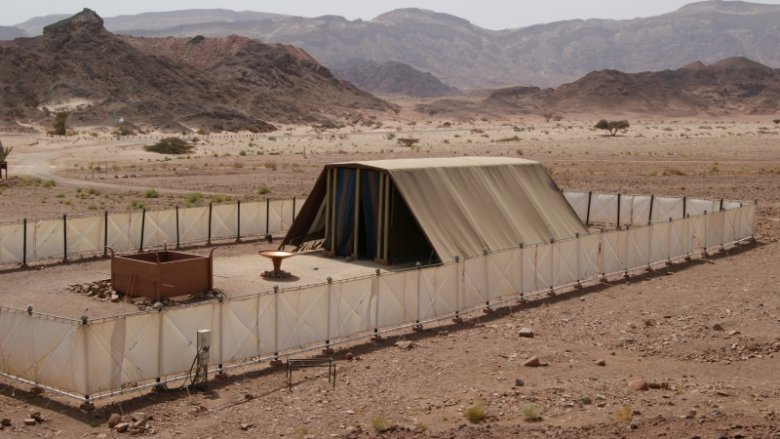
[
  {"x1": 353, "y1": 169, "x2": 361, "y2": 258},
  {"x1": 382, "y1": 175, "x2": 390, "y2": 263},
  {"x1": 330, "y1": 169, "x2": 337, "y2": 256},
  {"x1": 375, "y1": 173, "x2": 385, "y2": 262}
]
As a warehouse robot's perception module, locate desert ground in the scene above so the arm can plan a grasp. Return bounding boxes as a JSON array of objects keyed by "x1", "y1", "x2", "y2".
[{"x1": 1, "y1": 110, "x2": 779, "y2": 438}]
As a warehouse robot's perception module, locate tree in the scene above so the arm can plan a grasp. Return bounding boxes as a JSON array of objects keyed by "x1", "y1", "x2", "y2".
[
  {"x1": 53, "y1": 111, "x2": 69, "y2": 135},
  {"x1": 144, "y1": 137, "x2": 195, "y2": 154},
  {"x1": 595, "y1": 119, "x2": 629, "y2": 136}
]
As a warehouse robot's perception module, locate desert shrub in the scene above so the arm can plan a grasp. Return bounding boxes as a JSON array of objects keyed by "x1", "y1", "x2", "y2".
[
  {"x1": 53, "y1": 111, "x2": 69, "y2": 136},
  {"x1": 614, "y1": 405, "x2": 633, "y2": 423},
  {"x1": 371, "y1": 415, "x2": 394, "y2": 432},
  {"x1": 144, "y1": 138, "x2": 195, "y2": 155},
  {"x1": 128, "y1": 200, "x2": 148, "y2": 210},
  {"x1": 595, "y1": 119, "x2": 630, "y2": 136},
  {"x1": 385, "y1": 133, "x2": 396, "y2": 140},
  {"x1": 464, "y1": 405, "x2": 486, "y2": 424},
  {"x1": 496, "y1": 135, "x2": 521, "y2": 142},
  {"x1": 257, "y1": 185, "x2": 271, "y2": 195},
  {"x1": 397, "y1": 137, "x2": 419, "y2": 147},
  {"x1": 211, "y1": 194, "x2": 233, "y2": 203},
  {"x1": 773, "y1": 119, "x2": 780, "y2": 125},
  {"x1": 0, "y1": 141, "x2": 12, "y2": 161},
  {"x1": 143, "y1": 189, "x2": 159, "y2": 198},
  {"x1": 522, "y1": 404, "x2": 542, "y2": 422},
  {"x1": 185, "y1": 192, "x2": 204, "y2": 207},
  {"x1": 42, "y1": 180, "x2": 56, "y2": 188}
]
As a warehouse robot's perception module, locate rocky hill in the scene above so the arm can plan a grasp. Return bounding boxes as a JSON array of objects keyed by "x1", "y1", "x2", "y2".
[
  {"x1": 16, "y1": 1, "x2": 780, "y2": 89},
  {"x1": 0, "y1": 10, "x2": 391, "y2": 132},
  {"x1": 332, "y1": 60, "x2": 461, "y2": 97},
  {"x1": 0, "y1": 26, "x2": 26, "y2": 40},
  {"x1": 419, "y1": 57, "x2": 780, "y2": 117}
]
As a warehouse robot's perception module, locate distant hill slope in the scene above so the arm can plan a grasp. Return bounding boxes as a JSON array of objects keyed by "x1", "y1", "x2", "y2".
[
  {"x1": 0, "y1": 26, "x2": 26, "y2": 40},
  {"x1": 332, "y1": 60, "x2": 461, "y2": 97},
  {"x1": 17, "y1": 1, "x2": 780, "y2": 89},
  {"x1": 0, "y1": 9, "x2": 391, "y2": 132},
  {"x1": 418, "y1": 57, "x2": 780, "y2": 117}
]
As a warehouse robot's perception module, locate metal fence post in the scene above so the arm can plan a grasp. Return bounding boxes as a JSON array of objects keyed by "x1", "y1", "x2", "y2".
[
  {"x1": 453, "y1": 256, "x2": 462, "y2": 322},
  {"x1": 139, "y1": 208, "x2": 146, "y2": 252},
  {"x1": 22, "y1": 218, "x2": 27, "y2": 267},
  {"x1": 325, "y1": 277, "x2": 333, "y2": 352},
  {"x1": 103, "y1": 210, "x2": 108, "y2": 257},
  {"x1": 585, "y1": 191, "x2": 592, "y2": 226},
  {"x1": 63, "y1": 214, "x2": 68, "y2": 263},
  {"x1": 648, "y1": 194, "x2": 655, "y2": 224},
  {"x1": 266, "y1": 199, "x2": 270, "y2": 236},
  {"x1": 207, "y1": 203, "x2": 213, "y2": 245},
  {"x1": 175, "y1": 206, "x2": 180, "y2": 249},
  {"x1": 616, "y1": 193, "x2": 622, "y2": 229},
  {"x1": 236, "y1": 200, "x2": 241, "y2": 242}
]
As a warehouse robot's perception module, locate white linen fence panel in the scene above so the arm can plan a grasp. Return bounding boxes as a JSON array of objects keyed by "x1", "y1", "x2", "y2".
[
  {"x1": 0, "y1": 199, "x2": 757, "y2": 399},
  {"x1": 563, "y1": 192, "x2": 590, "y2": 223},
  {"x1": 143, "y1": 209, "x2": 177, "y2": 249},
  {"x1": 0, "y1": 223, "x2": 25, "y2": 264}
]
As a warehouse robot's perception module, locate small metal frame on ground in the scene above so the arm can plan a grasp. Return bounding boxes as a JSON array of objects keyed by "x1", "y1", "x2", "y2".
[{"x1": 286, "y1": 357, "x2": 336, "y2": 391}]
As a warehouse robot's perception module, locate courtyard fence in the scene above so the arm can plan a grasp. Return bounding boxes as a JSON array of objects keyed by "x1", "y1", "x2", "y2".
[
  {"x1": 0, "y1": 192, "x2": 757, "y2": 402},
  {"x1": 0, "y1": 198, "x2": 304, "y2": 266}
]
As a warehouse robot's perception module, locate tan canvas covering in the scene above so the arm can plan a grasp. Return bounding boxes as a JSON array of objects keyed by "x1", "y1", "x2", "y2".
[{"x1": 339, "y1": 157, "x2": 586, "y2": 259}]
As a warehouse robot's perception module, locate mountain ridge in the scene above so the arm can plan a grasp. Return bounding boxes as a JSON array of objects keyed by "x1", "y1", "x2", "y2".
[
  {"x1": 9, "y1": 1, "x2": 780, "y2": 89},
  {"x1": 0, "y1": 9, "x2": 392, "y2": 132}
]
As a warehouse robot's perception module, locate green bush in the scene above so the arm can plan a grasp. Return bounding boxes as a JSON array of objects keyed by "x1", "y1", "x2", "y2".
[
  {"x1": 53, "y1": 112, "x2": 69, "y2": 136},
  {"x1": 145, "y1": 138, "x2": 195, "y2": 154},
  {"x1": 257, "y1": 185, "x2": 271, "y2": 195},
  {"x1": 144, "y1": 189, "x2": 159, "y2": 198},
  {"x1": 464, "y1": 405, "x2": 486, "y2": 423},
  {"x1": 371, "y1": 415, "x2": 393, "y2": 432},
  {"x1": 522, "y1": 404, "x2": 542, "y2": 422},
  {"x1": 595, "y1": 119, "x2": 630, "y2": 136},
  {"x1": 185, "y1": 192, "x2": 204, "y2": 207}
]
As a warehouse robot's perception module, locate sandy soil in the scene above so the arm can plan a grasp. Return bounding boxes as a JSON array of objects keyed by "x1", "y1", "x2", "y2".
[{"x1": 0, "y1": 112, "x2": 779, "y2": 438}]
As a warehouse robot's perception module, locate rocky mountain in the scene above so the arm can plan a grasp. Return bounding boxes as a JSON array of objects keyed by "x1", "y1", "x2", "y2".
[
  {"x1": 419, "y1": 57, "x2": 780, "y2": 117},
  {"x1": 0, "y1": 26, "x2": 26, "y2": 40},
  {"x1": 17, "y1": 1, "x2": 780, "y2": 89},
  {"x1": 0, "y1": 9, "x2": 391, "y2": 132},
  {"x1": 332, "y1": 60, "x2": 461, "y2": 97}
]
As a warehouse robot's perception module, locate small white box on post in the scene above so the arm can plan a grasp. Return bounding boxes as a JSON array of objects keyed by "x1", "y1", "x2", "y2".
[{"x1": 196, "y1": 329, "x2": 211, "y2": 387}]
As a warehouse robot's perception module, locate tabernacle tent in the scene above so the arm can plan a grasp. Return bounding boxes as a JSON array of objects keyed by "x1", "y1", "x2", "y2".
[{"x1": 282, "y1": 157, "x2": 586, "y2": 264}]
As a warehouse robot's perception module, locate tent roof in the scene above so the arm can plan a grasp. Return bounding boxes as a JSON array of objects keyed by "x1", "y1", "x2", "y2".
[
  {"x1": 344, "y1": 157, "x2": 586, "y2": 260},
  {"x1": 284, "y1": 157, "x2": 587, "y2": 261},
  {"x1": 328, "y1": 156, "x2": 540, "y2": 171}
]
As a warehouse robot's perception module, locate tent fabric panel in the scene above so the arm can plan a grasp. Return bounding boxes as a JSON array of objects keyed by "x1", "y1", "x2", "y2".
[{"x1": 387, "y1": 161, "x2": 586, "y2": 260}]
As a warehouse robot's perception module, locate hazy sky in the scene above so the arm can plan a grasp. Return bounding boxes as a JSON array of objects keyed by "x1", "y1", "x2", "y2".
[{"x1": 5, "y1": 0, "x2": 780, "y2": 29}]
